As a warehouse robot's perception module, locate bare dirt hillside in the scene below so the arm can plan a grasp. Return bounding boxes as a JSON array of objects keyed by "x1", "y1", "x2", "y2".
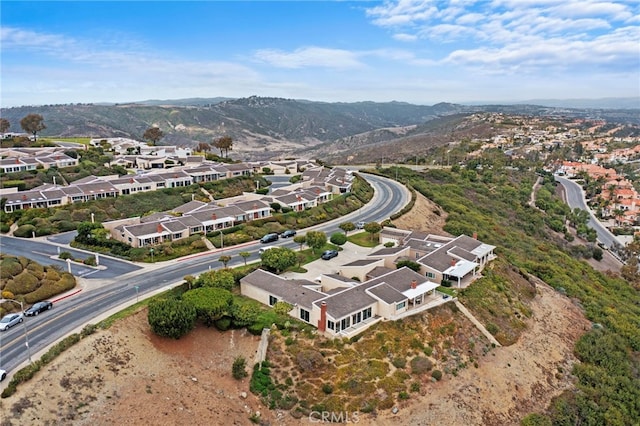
[{"x1": 391, "y1": 190, "x2": 450, "y2": 236}]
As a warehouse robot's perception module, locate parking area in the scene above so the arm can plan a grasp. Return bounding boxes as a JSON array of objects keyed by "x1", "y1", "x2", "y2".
[{"x1": 281, "y1": 242, "x2": 379, "y2": 281}]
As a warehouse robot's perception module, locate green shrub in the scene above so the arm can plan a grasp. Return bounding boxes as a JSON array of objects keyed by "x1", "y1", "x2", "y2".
[
  {"x1": 232, "y1": 356, "x2": 248, "y2": 380},
  {"x1": 215, "y1": 316, "x2": 232, "y2": 331},
  {"x1": 410, "y1": 356, "x2": 433, "y2": 375},
  {"x1": 13, "y1": 224, "x2": 36, "y2": 238},
  {"x1": 486, "y1": 323, "x2": 499, "y2": 336},
  {"x1": 392, "y1": 357, "x2": 407, "y2": 369},
  {"x1": 322, "y1": 383, "x2": 333, "y2": 394},
  {"x1": 431, "y1": 370, "x2": 443, "y2": 381},
  {"x1": 147, "y1": 298, "x2": 197, "y2": 339}
]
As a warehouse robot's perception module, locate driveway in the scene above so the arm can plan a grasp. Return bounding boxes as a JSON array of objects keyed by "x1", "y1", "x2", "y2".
[{"x1": 281, "y1": 241, "x2": 380, "y2": 281}]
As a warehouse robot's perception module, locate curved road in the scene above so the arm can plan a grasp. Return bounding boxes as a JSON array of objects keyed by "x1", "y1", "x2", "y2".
[
  {"x1": 0, "y1": 172, "x2": 410, "y2": 379},
  {"x1": 554, "y1": 175, "x2": 620, "y2": 249}
]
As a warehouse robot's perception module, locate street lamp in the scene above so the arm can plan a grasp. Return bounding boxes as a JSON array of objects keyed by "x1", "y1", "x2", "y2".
[
  {"x1": 134, "y1": 286, "x2": 140, "y2": 303},
  {"x1": 0, "y1": 298, "x2": 32, "y2": 364},
  {"x1": 149, "y1": 248, "x2": 154, "y2": 263},
  {"x1": 220, "y1": 230, "x2": 224, "y2": 251}
]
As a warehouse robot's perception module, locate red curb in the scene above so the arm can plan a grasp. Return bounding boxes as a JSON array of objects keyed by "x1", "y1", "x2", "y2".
[{"x1": 51, "y1": 289, "x2": 83, "y2": 303}]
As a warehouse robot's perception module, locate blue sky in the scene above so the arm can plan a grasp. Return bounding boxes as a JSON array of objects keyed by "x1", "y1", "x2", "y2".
[{"x1": 1, "y1": 0, "x2": 639, "y2": 107}]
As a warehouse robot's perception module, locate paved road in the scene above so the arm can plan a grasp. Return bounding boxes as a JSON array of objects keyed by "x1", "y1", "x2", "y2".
[
  {"x1": 0, "y1": 172, "x2": 410, "y2": 379},
  {"x1": 554, "y1": 175, "x2": 620, "y2": 249}
]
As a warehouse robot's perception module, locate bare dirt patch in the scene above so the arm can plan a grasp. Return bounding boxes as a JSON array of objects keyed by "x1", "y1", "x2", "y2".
[
  {"x1": 392, "y1": 190, "x2": 450, "y2": 236},
  {"x1": 0, "y1": 311, "x2": 273, "y2": 426}
]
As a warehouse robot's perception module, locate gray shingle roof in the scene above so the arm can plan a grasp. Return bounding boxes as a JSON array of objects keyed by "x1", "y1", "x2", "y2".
[{"x1": 241, "y1": 269, "x2": 326, "y2": 309}]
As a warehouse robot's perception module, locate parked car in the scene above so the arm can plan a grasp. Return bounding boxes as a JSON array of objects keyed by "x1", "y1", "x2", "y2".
[
  {"x1": 321, "y1": 250, "x2": 339, "y2": 260},
  {"x1": 260, "y1": 233, "x2": 279, "y2": 243},
  {"x1": 356, "y1": 221, "x2": 366, "y2": 229},
  {"x1": 280, "y1": 230, "x2": 297, "y2": 238},
  {"x1": 0, "y1": 313, "x2": 24, "y2": 331},
  {"x1": 24, "y1": 301, "x2": 53, "y2": 316},
  {"x1": 0, "y1": 369, "x2": 6, "y2": 382}
]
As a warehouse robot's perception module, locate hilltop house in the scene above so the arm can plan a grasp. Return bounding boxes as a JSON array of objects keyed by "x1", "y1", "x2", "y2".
[
  {"x1": 241, "y1": 230, "x2": 496, "y2": 338},
  {"x1": 241, "y1": 267, "x2": 443, "y2": 339}
]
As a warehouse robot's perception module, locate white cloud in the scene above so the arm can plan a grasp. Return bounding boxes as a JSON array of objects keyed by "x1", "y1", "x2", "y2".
[
  {"x1": 252, "y1": 46, "x2": 364, "y2": 69},
  {"x1": 393, "y1": 33, "x2": 419, "y2": 42},
  {"x1": 364, "y1": 0, "x2": 639, "y2": 74}
]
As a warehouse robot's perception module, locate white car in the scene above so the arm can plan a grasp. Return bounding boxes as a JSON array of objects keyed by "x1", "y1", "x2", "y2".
[
  {"x1": 0, "y1": 369, "x2": 6, "y2": 382},
  {"x1": 259, "y1": 246, "x2": 275, "y2": 255},
  {"x1": 0, "y1": 313, "x2": 24, "y2": 331},
  {"x1": 356, "y1": 221, "x2": 366, "y2": 229}
]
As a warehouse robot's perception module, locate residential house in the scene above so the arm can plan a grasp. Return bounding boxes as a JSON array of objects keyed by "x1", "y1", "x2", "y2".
[{"x1": 241, "y1": 266, "x2": 443, "y2": 339}]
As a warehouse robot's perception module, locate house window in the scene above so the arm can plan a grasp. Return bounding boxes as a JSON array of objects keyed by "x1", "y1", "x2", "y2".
[
  {"x1": 426, "y1": 272, "x2": 436, "y2": 279},
  {"x1": 269, "y1": 295, "x2": 278, "y2": 306},
  {"x1": 327, "y1": 321, "x2": 335, "y2": 330},
  {"x1": 396, "y1": 301, "x2": 406, "y2": 311},
  {"x1": 362, "y1": 307, "x2": 372, "y2": 320},
  {"x1": 352, "y1": 312, "x2": 362, "y2": 325},
  {"x1": 340, "y1": 317, "x2": 351, "y2": 330},
  {"x1": 300, "y1": 309, "x2": 310, "y2": 322}
]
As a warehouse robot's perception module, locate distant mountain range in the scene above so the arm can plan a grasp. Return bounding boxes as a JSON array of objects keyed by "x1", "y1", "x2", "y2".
[{"x1": 1, "y1": 96, "x2": 638, "y2": 162}]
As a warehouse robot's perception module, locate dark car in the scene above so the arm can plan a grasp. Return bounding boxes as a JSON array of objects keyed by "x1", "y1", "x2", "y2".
[
  {"x1": 321, "y1": 250, "x2": 339, "y2": 260},
  {"x1": 24, "y1": 301, "x2": 53, "y2": 316},
  {"x1": 260, "y1": 233, "x2": 279, "y2": 243},
  {"x1": 280, "y1": 230, "x2": 297, "y2": 238}
]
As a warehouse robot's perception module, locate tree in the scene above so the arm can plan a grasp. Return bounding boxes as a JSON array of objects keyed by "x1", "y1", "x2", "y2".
[
  {"x1": 363, "y1": 222, "x2": 382, "y2": 242},
  {"x1": 305, "y1": 231, "x2": 327, "y2": 254},
  {"x1": 147, "y1": 298, "x2": 197, "y2": 339},
  {"x1": 218, "y1": 255, "x2": 232, "y2": 268},
  {"x1": 330, "y1": 232, "x2": 347, "y2": 246},
  {"x1": 74, "y1": 222, "x2": 107, "y2": 245},
  {"x1": 0, "y1": 118, "x2": 10, "y2": 134},
  {"x1": 196, "y1": 142, "x2": 211, "y2": 153},
  {"x1": 273, "y1": 301, "x2": 293, "y2": 316},
  {"x1": 293, "y1": 235, "x2": 306, "y2": 251},
  {"x1": 230, "y1": 302, "x2": 260, "y2": 328},
  {"x1": 396, "y1": 260, "x2": 421, "y2": 272},
  {"x1": 339, "y1": 222, "x2": 355, "y2": 235},
  {"x1": 195, "y1": 269, "x2": 235, "y2": 291},
  {"x1": 20, "y1": 114, "x2": 46, "y2": 142},
  {"x1": 212, "y1": 136, "x2": 233, "y2": 157},
  {"x1": 260, "y1": 247, "x2": 297, "y2": 274},
  {"x1": 239, "y1": 251, "x2": 251, "y2": 266},
  {"x1": 143, "y1": 126, "x2": 164, "y2": 146},
  {"x1": 182, "y1": 287, "x2": 233, "y2": 326}
]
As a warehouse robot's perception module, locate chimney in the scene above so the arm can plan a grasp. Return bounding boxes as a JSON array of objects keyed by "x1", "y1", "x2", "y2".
[
  {"x1": 156, "y1": 224, "x2": 163, "y2": 233},
  {"x1": 451, "y1": 258, "x2": 457, "y2": 267},
  {"x1": 318, "y1": 302, "x2": 327, "y2": 332},
  {"x1": 411, "y1": 279, "x2": 417, "y2": 289},
  {"x1": 472, "y1": 232, "x2": 477, "y2": 240},
  {"x1": 211, "y1": 213, "x2": 217, "y2": 220},
  {"x1": 15, "y1": 158, "x2": 20, "y2": 164}
]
